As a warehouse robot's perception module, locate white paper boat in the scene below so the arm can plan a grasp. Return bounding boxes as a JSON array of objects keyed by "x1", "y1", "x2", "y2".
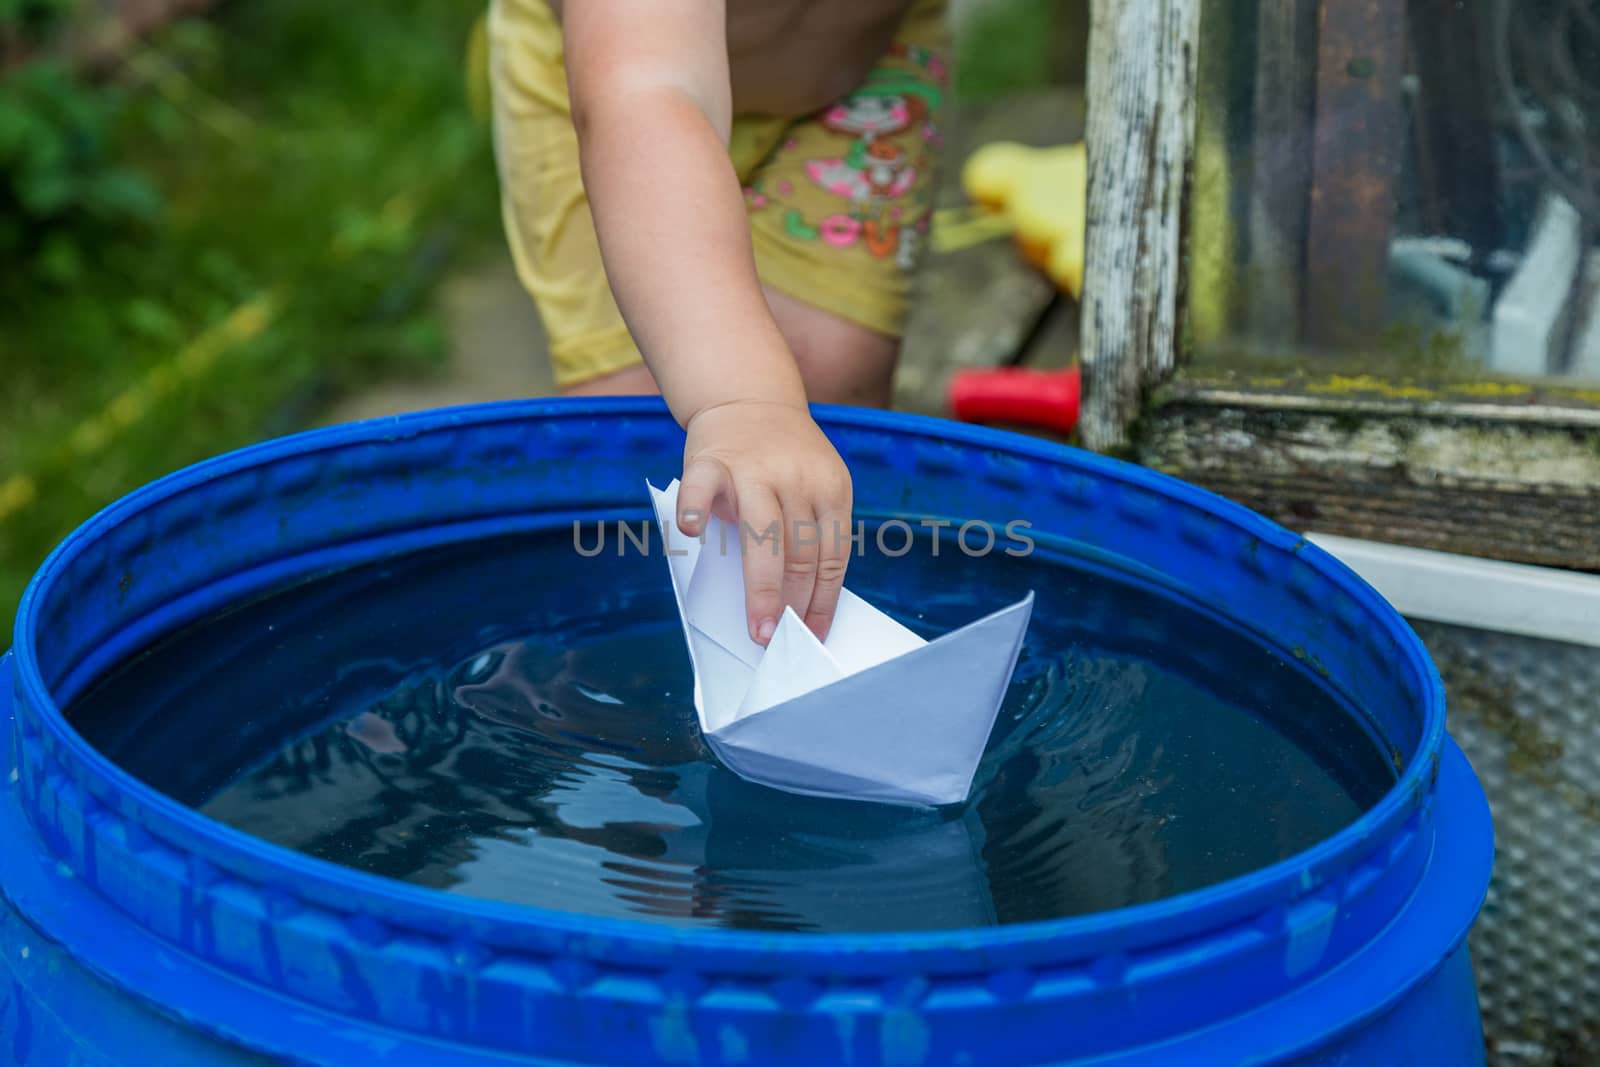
[{"x1": 648, "y1": 480, "x2": 1033, "y2": 807}]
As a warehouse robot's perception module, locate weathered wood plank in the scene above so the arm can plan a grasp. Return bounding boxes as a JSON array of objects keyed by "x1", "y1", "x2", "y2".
[
  {"x1": 1139, "y1": 374, "x2": 1600, "y2": 570},
  {"x1": 895, "y1": 240, "x2": 1057, "y2": 415},
  {"x1": 1080, "y1": 0, "x2": 1200, "y2": 452},
  {"x1": 1302, "y1": 0, "x2": 1406, "y2": 349},
  {"x1": 1405, "y1": 0, "x2": 1503, "y2": 258},
  {"x1": 1246, "y1": 0, "x2": 1318, "y2": 345},
  {"x1": 1019, "y1": 296, "x2": 1077, "y2": 372},
  {"x1": 1185, "y1": 0, "x2": 1242, "y2": 350}
]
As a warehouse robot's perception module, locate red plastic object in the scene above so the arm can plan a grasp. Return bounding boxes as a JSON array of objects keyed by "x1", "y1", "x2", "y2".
[{"x1": 948, "y1": 365, "x2": 1081, "y2": 435}]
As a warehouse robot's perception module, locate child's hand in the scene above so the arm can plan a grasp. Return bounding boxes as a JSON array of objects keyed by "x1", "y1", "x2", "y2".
[{"x1": 677, "y1": 399, "x2": 852, "y2": 645}]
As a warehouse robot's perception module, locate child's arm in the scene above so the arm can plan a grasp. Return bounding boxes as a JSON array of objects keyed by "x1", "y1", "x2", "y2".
[{"x1": 563, "y1": 0, "x2": 852, "y2": 645}]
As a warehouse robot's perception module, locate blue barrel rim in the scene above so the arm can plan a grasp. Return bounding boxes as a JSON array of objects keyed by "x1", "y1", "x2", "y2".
[{"x1": 8, "y1": 396, "x2": 1448, "y2": 964}]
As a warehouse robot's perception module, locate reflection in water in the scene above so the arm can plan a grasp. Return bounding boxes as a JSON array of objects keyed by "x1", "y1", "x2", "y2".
[
  {"x1": 71, "y1": 529, "x2": 1396, "y2": 933},
  {"x1": 201, "y1": 632, "x2": 997, "y2": 931}
]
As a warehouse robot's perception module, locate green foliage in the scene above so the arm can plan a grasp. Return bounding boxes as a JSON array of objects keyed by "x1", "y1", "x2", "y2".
[
  {"x1": 0, "y1": 0, "x2": 160, "y2": 284},
  {"x1": 1, "y1": 0, "x2": 498, "y2": 644},
  {"x1": 954, "y1": 0, "x2": 1062, "y2": 98},
  {"x1": 0, "y1": 0, "x2": 76, "y2": 34}
]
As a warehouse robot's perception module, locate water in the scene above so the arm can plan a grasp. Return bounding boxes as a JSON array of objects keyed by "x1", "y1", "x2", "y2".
[{"x1": 70, "y1": 524, "x2": 1397, "y2": 933}]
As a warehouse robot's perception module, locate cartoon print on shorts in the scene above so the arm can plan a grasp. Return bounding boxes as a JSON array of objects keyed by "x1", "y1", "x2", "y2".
[
  {"x1": 757, "y1": 58, "x2": 946, "y2": 266},
  {"x1": 805, "y1": 139, "x2": 918, "y2": 204},
  {"x1": 889, "y1": 43, "x2": 950, "y2": 89},
  {"x1": 803, "y1": 70, "x2": 943, "y2": 215},
  {"x1": 819, "y1": 94, "x2": 914, "y2": 139}
]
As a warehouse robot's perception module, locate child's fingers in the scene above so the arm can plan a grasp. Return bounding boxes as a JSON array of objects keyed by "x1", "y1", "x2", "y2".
[
  {"x1": 777, "y1": 496, "x2": 819, "y2": 635},
  {"x1": 677, "y1": 456, "x2": 728, "y2": 537},
  {"x1": 803, "y1": 499, "x2": 851, "y2": 641},
  {"x1": 734, "y1": 481, "x2": 785, "y2": 645}
]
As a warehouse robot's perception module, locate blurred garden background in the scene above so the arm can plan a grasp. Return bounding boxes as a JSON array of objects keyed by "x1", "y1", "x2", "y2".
[
  {"x1": 0, "y1": 0, "x2": 1077, "y2": 646},
  {"x1": 1, "y1": 0, "x2": 501, "y2": 645}
]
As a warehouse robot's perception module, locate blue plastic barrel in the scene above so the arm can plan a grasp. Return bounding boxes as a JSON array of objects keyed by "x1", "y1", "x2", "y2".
[{"x1": 1, "y1": 399, "x2": 1492, "y2": 1065}]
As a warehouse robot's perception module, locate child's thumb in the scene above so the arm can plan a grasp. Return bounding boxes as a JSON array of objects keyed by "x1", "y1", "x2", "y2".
[{"x1": 677, "y1": 456, "x2": 730, "y2": 536}]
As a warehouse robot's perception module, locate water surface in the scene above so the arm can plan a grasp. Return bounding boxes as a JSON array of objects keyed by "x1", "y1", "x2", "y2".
[{"x1": 71, "y1": 524, "x2": 1396, "y2": 932}]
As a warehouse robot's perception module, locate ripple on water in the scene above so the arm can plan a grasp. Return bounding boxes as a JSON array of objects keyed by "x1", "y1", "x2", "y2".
[{"x1": 70, "y1": 529, "x2": 1396, "y2": 933}]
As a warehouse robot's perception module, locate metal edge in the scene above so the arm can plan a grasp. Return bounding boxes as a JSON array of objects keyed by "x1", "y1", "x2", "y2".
[{"x1": 1308, "y1": 532, "x2": 1600, "y2": 648}]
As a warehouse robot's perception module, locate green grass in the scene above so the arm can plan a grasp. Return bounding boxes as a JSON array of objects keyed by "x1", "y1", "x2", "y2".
[
  {"x1": 953, "y1": 0, "x2": 1076, "y2": 98},
  {"x1": 0, "y1": 0, "x2": 500, "y2": 646}
]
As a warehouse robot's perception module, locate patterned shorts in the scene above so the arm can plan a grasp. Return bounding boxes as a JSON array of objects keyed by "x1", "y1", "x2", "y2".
[{"x1": 488, "y1": 0, "x2": 950, "y2": 386}]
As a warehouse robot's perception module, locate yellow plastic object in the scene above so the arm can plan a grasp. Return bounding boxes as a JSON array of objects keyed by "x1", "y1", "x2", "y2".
[
  {"x1": 960, "y1": 142, "x2": 1086, "y2": 298},
  {"x1": 928, "y1": 205, "x2": 1016, "y2": 254}
]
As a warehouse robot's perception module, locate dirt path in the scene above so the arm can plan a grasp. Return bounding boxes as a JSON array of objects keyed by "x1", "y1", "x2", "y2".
[{"x1": 320, "y1": 250, "x2": 554, "y2": 425}]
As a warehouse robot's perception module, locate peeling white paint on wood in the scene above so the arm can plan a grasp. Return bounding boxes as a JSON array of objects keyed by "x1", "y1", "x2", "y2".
[{"x1": 1081, "y1": 0, "x2": 1201, "y2": 451}]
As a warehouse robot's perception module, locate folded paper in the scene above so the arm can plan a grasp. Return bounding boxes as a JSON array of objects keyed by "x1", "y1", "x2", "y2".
[{"x1": 648, "y1": 479, "x2": 1033, "y2": 807}]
